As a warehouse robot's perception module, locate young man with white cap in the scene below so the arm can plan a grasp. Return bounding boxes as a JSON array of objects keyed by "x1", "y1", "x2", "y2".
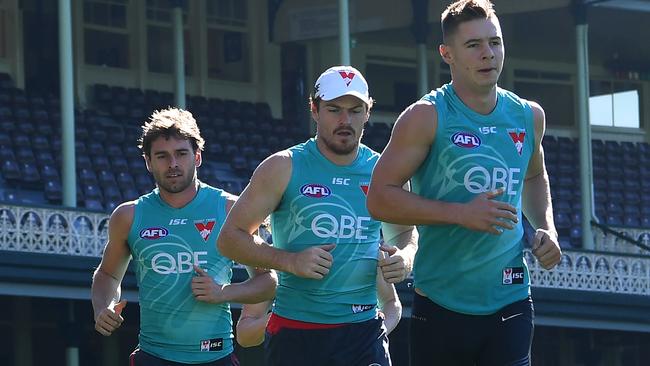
[{"x1": 217, "y1": 66, "x2": 418, "y2": 366}]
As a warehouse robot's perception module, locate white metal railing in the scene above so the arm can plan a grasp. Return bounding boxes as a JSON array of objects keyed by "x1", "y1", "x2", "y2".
[
  {"x1": 526, "y1": 249, "x2": 650, "y2": 295},
  {"x1": 0, "y1": 204, "x2": 109, "y2": 257}
]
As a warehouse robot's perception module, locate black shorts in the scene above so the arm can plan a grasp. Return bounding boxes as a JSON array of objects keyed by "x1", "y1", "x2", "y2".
[
  {"x1": 129, "y1": 348, "x2": 239, "y2": 366},
  {"x1": 409, "y1": 293, "x2": 534, "y2": 366},
  {"x1": 264, "y1": 317, "x2": 391, "y2": 366}
]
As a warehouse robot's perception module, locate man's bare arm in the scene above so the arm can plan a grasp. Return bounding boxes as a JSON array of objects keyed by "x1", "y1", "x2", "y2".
[
  {"x1": 218, "y1": 152, "x2": 336, "y2": 279},
  {"x1": 368, "y1": 101, "x2": 518, "y2": 234},
  {"x1": 522, "y1": 102, "x2": 561, "y2": 270},
  {"x1": 91, "y1": 202, "x2": 134, "y2": 336}
]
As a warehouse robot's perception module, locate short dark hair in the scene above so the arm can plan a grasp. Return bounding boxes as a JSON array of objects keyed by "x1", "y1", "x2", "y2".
[
  {"x1": 138, "y1": 107, "x2": 205, "y2": 157},
  {"x1": 441, "y1": 0, "x2": 496, "y2": 43}
]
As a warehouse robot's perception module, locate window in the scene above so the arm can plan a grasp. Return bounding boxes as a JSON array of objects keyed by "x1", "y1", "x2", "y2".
[
  {"x1": 84, "y1": 0, "x2": 126, "y2": 28},
  {"x1": 589, "y1": 80, "x2": 641, "y2": 128},
  {"x1": 514, "y1": 82, "x2": 574, "y2": 127},
  {"x1": 83, "y1": 0, "x2": 129, "y2": 68},
  {"x1": 145, "y1": 0, "x2": 192, "y2": 75},
  {"x1": 513, "y1": 69, "x2": 574, "y2": 127},
  {"x1": 206, "y1": 0, "x2": 250, "y2": 82},
  {"x1": 207, "y1": 0, "x2": 247, "y2": 27},
  {"x1": 365, "y1": 63, "x2": 416, "y2": 113}
]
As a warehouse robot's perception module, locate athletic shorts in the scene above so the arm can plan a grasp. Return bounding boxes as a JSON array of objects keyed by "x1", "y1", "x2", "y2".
[
  {"x1": 129, "y1": 348, "x2": 239, "y2": 366},
  {"x1": 264, "y1": 315, "x2": 391, "y2": 366},
  {"x1": 410, "y1": 292, "x2": 534, "y2": 366}
]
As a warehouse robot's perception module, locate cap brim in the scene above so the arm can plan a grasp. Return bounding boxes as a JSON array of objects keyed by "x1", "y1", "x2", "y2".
[{"x1": 321, "y1": 90, "x2": 370, "y2": 105}]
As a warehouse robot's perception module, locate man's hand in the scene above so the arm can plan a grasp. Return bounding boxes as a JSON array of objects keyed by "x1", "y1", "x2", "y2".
[
  {"x1": 458, "y1": 188, "x2": 518, "y2": 234},
  {"x1": 531, "y1": 229, "x2": 562, "y2": 270},
  {"x1": 378, "y1": 244, "x2": 411, "y2": 283},
  {"x1": 288, "y1": 244, "x2": 336, "y2": 279},
  {"x1": 192, "y1": 266, "x2": 226, "y2": 304},
  {"x1": 94, "y1": 300, "x2": 127, "y2": 336}
]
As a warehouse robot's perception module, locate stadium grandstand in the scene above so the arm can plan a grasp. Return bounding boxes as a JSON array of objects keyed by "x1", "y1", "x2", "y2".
[{"x1": 0, "y1": 0, "x2": 649, "y2": 365}]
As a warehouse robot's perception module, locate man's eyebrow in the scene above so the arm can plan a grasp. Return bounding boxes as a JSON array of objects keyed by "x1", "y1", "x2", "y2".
[
  {"x1": 323, "y1": 102, "x2": 364, "y2": 109},
  {"x1": 463, "y1": 36, "x2": 502, "y2": 45},
  {"x1": 153, "y1": 148, "x2": 190, "y2": 155}
]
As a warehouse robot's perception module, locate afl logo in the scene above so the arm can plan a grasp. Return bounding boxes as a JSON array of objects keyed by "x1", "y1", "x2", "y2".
[
  {"x1": 140, "y1": 227, "x2": 169, "y2": 239},
  {"x1": 300, "y1": 183, "x2": 331, "y2": 198},
  {"x1": 452, "y1": 132, "x2": 481, "y2": 148}
]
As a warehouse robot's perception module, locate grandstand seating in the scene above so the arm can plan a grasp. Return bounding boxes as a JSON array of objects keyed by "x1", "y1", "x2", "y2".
[
  {"x1": 0, "y1": 81, "x2": 310, "y2": 207},
  {"x1": 543, "y1": 135, "x2": 650, "y2": 248},
  {"x1": 0, "y1": 80, "x2": 647, "y2": 249}
]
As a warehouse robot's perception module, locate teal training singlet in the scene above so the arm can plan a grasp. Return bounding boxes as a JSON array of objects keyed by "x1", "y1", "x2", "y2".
[
  {"x1": 412, "y1": 84, "x2": 536, "y2": 315},
  {"x1": 271, "y1": 138, "x2": 382, "y2": 324},
  {"x1": 127, "y1": 182, "x2": 234, "y2": 363}
]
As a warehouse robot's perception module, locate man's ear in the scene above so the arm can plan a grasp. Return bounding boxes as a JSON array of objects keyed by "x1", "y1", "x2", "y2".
[
  {"x1": 143, "y1": 154, "x2": 152, "y2": 173},
  {"x1": 310, "y1": 100, "x2": 319, "y2": 123},
  {"x1": 195, "y1": 150, "x2": 202, "y2": 168},
  {"x1": 439, "y1": 43, "x2": 453, "y2": 65}
]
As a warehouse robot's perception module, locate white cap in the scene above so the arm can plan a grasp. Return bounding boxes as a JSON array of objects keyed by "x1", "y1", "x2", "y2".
[{"x1": 314, "y1": 66, "x2": 370, "y2": 105}]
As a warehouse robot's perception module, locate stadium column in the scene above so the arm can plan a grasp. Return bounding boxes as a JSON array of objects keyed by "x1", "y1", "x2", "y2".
[
  {"x1": 101, "y1": 330, "x2": 120, "y2": 366},
  {"x1": 573, "y1": 1, "x2": 595, "y2": 250},
  {"x1": 63, "y1": 301, "x2": 80, "y2": 366},
  {"x1": 411, "y1": 0, "x2": 430, "y2": 97},
  {"x1": 197, "y1": 1, "x2": 208, "y2": 96},
  {"x1": 59, "y1": 0, "x2": 76, "y2": 208},
  {"x1": 338, "y1": 0, "x2": 350, "y2": 65},
  {"x1": 171, "y1": 0, "x2": 186, "y2": 109}
]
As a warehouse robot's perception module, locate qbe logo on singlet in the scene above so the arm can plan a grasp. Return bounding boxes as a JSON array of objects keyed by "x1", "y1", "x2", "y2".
[
  {"x1": 311, "y1": 213, "x2": 371, "y2": 240},
  {"x1": 464, "y1": 166, "x2": 521, "y2": 196},
  {"x1": 151, "y1": 251, "x2": 208, "y2": 274}
]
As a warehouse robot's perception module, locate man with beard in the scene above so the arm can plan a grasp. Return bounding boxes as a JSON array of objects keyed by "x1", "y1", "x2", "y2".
[
  {"x1": 217, "y1": 66, "x2": 418, "y2": 366},
  {"x1": 91, "y1": 107, "x2": 277, "y2": 365}
]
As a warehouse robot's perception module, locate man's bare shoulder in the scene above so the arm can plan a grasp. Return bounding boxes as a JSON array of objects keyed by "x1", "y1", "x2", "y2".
[
  {"x1": 110, "y1": 201, "x2": 136, "y2": 228},
  {"x1": 393, "y1": 100, "x2": 438, "y2": 141},
  {"x1": 526, "y1": 100, "x2": 546, "y2": 136},
  {"x1": 256, "y1": 149, "x2": 293, "y2": 174}
]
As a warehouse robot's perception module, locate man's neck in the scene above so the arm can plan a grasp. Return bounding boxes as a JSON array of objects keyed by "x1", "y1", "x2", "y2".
[
  {"x1": 451, "y1": 81, "x2": 498, "y2": 115},
  {"x1": 158, "y1": 180, "x2": 200, "y2": 209}
]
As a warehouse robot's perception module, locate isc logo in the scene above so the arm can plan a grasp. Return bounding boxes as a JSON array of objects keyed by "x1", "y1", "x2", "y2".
[
  {"x1": 479, "y1": 126, "x2": 497, "y2": 134},
  {"x1": 311, "y1": 213, "x2": 371, "y2": 239},
  {"x1": 502, "y1": 267, "x2": 524, "y2": 285},
  {"x1": 140, "y1": 227, "x2": 168, "y2": 239},
  {"x1": 301, "y1": 184, "x2": 331, "y2": 198},
  {"x1": 452, "y1": 132, "x2": 481, "y2": 148},
  {"x1": 151, "y1": 251, "x2": 208, "y2": 274},
  {"x1": 332, "y1": 177, "x2": 350, "y2": 185},
  {"x1": 201, "y1": 338, "x2": 224, "y2": 352}
]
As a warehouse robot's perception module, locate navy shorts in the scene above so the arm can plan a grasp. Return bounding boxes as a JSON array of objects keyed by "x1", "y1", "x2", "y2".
[
  {"x1": 409, "y1": 293, "x2": 534, "y2": 366},
  {"x1": 129, "y1": 348, "x2": 239, "y2": 366},
  {"x1": 264, "y1": 316, "x2": 391, "y2": 366}
]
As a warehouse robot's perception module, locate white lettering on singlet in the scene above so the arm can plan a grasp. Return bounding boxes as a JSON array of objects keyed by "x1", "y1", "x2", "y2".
[
  {"x1": 311, "y1": 213, "x2": 371, "y2": 239},
  {"x1": 151, "y1": 251, "x2": 208, "y2": 274},
  {"x1": 464, "y1": 167, "x2": 521, "y2": 195}
]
